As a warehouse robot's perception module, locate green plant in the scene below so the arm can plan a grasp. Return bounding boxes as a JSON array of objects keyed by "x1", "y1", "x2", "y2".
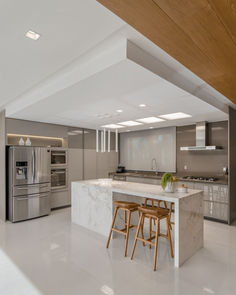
[{"x1": 161, "y1": 173, "x2": 173, "y2": 189}]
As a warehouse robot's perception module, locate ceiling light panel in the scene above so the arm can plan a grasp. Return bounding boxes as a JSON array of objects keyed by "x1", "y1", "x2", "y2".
[
  {"x1": 137, "y1": 117, "x2": 164, "y2": 123},
  {"x1": 118, "y1": 121, "x2": 143, "y2": 126},
  {"x1": 159, "y1": 112, "x2": 192, "y2": 120},
  {"x1": 25, "y1": 30, "x2": 41, "y2": 40},
  {"x1": 139, "y1": 104, "x2": 146, "y2": 107},
  {"x1": 101, "y1": 124, "x2": 124, "y2": 129}
]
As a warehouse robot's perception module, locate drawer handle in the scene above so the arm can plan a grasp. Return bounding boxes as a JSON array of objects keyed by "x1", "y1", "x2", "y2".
[{"x1": 16, "y1": 194, "x2": 49, "y2": 201}]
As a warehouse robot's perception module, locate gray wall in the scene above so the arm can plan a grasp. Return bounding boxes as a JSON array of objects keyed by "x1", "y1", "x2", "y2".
[
  {"x1": 6, "y1": 118, "x2": 68, "y2": 147},
  {"x1": 176, "y1": 121, "x2": 228, "y2": 176},
  {"x1": 0, "y1": 111, "x2": 6, "y2": 221},
  {"x1": 120, "y1": 127, "x2": 176, "y2": 172},
  {"x1": 229, "y1": 108, "x2": 236, "y2": 223}
]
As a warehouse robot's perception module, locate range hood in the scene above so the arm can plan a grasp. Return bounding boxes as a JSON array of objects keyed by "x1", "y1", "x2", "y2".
[{"x1": 180, "y1": 122, "x2": 222, "y2": 151}]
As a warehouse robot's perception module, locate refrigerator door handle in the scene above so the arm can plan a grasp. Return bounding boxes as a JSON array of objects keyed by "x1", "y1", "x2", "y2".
[
  {"x1": 33, "y1": 149, "x2": 36, "y2": 182},
  {"x1": 32, "y1": 149, "x2": 34, "y2": 183}
]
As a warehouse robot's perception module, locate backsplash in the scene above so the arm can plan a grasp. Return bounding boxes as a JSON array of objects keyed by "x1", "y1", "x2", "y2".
[{"x1": 176, "y1": 121, "x2": 228, "y2": 177}]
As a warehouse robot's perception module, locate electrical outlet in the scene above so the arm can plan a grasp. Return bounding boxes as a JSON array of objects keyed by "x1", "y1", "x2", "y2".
[{"x1": 184, "y1": 165, "x2": 187, "y2": 170}]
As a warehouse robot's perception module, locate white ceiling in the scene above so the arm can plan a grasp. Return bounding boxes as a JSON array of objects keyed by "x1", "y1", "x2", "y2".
[
  {"x1": 0, "y1": 0, "x2": 124, "y2": 106},
  {"x1": 0, "y1": 0, "x2": 233, "y2": 132}
]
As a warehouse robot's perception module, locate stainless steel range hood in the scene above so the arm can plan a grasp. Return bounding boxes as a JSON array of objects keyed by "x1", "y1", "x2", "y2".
[{"x1": 180, "y1": 122, "x2": 222, "y2": 151}]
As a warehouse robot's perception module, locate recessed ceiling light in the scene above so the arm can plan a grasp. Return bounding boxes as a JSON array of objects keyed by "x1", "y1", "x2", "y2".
[
  {"x1": 116, "y1": 109, "x2": 123, "y2": 113},
  {"x1": 139, "y1": 104, "x2": 146, "y2": 107},
  {"x1": 149, "y1": 127, "x2": 154, "y2": 129},
  {"x1": 118, "y1": 121, "x2": 143, "y2": 126},
  {"x1": 25, "y1": 30, "x2": 41, "y2": 40},
  {"x1": 159, "y1": 112, "x2": 192, "y2": 120},
  {"x1": 126, "y1": 130, "x2": 131, "y2": 132},
  {"x1": 137, "y1": 117, "x2": 164, "y2": 124},
  {"x1": 101, "y1": 124, "x2": 124, "y2": 129}
]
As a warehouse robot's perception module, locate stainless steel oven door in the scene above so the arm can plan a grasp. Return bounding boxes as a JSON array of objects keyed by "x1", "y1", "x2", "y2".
[
  {"x1": 51, "y1": 168, "x2": 68, "y2": 190},
  {"x1": 12, "y1": 193, "x2": 51, "y2": 222}
]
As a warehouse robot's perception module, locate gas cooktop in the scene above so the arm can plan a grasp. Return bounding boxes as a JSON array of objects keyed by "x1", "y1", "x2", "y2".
[{"x1": 182, "y1": 176, "x2": 218, "y2": 182}]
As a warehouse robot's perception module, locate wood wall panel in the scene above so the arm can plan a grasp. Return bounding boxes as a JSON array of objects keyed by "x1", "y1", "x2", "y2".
[{"x1": 97, "y1": 0, "x2": 236, "y2": 103}]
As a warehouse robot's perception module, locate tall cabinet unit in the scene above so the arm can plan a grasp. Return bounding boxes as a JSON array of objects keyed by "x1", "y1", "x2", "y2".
[{"x1": 50, "y1": 148, "x2": 69, "y2": 209}]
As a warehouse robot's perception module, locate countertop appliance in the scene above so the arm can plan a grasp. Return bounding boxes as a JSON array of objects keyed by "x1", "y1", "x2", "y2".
[
  {"x1": 7, "y1": 146, "x2": 51, "y2": 222},
  {"x1": 116, "y1": 165, "x2": 126, "y2": 173}
]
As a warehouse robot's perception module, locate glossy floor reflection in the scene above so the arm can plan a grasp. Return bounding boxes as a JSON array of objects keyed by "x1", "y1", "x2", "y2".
[{"x1": 0, "y1": 208, "x2": 235, "y2": 295}]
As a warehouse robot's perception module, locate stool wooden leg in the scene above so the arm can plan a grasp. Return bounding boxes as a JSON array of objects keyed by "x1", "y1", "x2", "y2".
[
  {"x1": 149, "y1": 217, "x2": 152, "y2": 249},
  {"x1": 131, "y1": 213, "x2": 143, "y2": 260},
  {"x1": 124, "y1": 210, "x2": 127, "y2": 239},
  {"x1": 106, "y1": 207, "x2": 118, "y2": 249},
  {"x1": 153, "y1": 218, "x2": 159, "y2": 271},
  {"x1": 139, "y1": 211, "x2": 145, "y2": 246},
  {"x1": 124, "y1": 210, "x2": 131, "y2": 257},
  {"x1": 166, "y1": 217, "x2": 174, "y2": 258}
]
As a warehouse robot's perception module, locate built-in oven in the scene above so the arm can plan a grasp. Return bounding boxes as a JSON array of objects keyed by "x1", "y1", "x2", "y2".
[
  {"x1": 51, "y1": 149, "x2": 67, "y2": 166},
  {"x1": 51, "y1": 168, "x2": 68, "y2": 190}
]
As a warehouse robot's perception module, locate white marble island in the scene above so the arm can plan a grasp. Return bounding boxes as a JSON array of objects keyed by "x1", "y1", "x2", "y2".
[{"x1": 72, "y1": 179, "x2": 203, "y2": 267}]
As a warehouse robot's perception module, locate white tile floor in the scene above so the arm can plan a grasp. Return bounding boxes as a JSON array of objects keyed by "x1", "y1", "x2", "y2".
[{"x1": 0, "y1": 208, "x2": 235, "y2": 295}]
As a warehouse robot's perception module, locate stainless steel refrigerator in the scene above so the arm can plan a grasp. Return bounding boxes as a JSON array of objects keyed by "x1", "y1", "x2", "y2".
[{"x1": 7, "y1": 146, "x2": 51, "y2": 222}]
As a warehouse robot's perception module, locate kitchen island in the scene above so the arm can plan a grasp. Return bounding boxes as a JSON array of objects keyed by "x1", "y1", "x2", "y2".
[{"x1": 71, "y1": 179, "x2": 203, "y2": 267}]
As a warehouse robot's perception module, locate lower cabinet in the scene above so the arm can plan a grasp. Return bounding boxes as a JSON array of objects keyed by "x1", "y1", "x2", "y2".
[
  {"x1": 51, "y1": 189, "x2": 70, "y2": 209},
  {"x1": 115, "y1": 176, "x2": 229, "y2": 223},
  {"x1": 179, "y1": 181, "x2": 229, "y2": 223}
]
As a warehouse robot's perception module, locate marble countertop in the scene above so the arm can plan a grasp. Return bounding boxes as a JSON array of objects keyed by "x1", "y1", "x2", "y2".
[
  {"x1": 73, "y1": 179, "x2": 203, "y2": 202},
  {"x1": 109, "y1": 171, "x2": 228, "y2": 185}
]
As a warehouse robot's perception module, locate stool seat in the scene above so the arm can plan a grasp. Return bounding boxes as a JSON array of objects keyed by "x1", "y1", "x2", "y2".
[
  {"x1": 113, "y1": 201, "x2": 139, "y2": 209},
  {"x1": 138, "y1": 206, "x2": 169, "y2": 217}
]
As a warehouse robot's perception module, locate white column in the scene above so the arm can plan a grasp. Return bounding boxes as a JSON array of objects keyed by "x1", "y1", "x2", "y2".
[
  {"x1": 96, "y1": 130, "x2": 99, "y2": 152},
  {"x1": 108, "y1": 130, "x2": 111, "y2": 152},
  {"x1": 101, "y1": 130, "x2": 104, "y2": 153},
  {"x1": 103, "y1": 128, "x2": 106, "y2": 152},
  {"x1": 115, "y1": 129, "x2": 118, "y2": 152}
]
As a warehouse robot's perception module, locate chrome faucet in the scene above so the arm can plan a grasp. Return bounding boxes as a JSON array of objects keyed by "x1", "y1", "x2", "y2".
[{"x1": 151, "y1": 158, "x2": 158, "y2": 175}]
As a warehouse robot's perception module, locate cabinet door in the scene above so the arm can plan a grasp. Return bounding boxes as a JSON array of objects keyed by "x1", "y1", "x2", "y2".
[
  {"x1": 204, "y1": 200, "x2": 228, "y2": 222},
  {"x1": 84, "y1": 149, "x2": 97, "y2": 180},
  {"x1": 68, "y1": 149, "x2": 83, "y2": 182}
]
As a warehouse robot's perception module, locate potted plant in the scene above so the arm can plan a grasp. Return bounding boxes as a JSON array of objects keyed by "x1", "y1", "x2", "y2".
[{"x1": 161, "y1": 173, "x2": 177, "y2": 193}]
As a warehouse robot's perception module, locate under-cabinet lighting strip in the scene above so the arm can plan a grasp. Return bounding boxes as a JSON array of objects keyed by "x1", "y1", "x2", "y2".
[{"x1": 7, "y1": 133, "x2": 64, "y2": 141}]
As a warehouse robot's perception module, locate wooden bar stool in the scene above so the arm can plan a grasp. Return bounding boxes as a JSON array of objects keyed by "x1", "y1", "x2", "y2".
[
  {"x1": 106, "y1": 201, "x2": 139, "y2": 257},
  {"x1": 131, "y1": 206, "x2": 174, "y2": 271},
  {"x1": 144, "y1": 198, "x2": 174, "y2": 230}
]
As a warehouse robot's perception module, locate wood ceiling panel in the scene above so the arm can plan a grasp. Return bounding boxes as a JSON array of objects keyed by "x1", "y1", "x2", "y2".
[
  {"x1": 97, "y1": 0, "x2": 236, "y2": 104},
  {"x1": 209, "y1": 0, "x2": 236, "y2": 44}
]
